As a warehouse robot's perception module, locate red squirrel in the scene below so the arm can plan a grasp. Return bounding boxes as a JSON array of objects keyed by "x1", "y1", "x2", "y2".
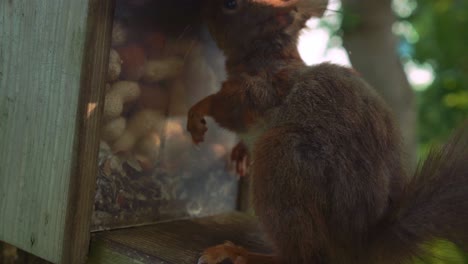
[{"x1": 186, "y1": 0, "x2": 468, "y2": 263}]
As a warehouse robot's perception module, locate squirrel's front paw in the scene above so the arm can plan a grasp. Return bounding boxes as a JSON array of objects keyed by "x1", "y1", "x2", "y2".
[
  {"x1": 197, "y1": 241, "x2": 247, "y2": 264},
  {"x1": 187, "y1": 109, "x2": 208, "y2": 144}
]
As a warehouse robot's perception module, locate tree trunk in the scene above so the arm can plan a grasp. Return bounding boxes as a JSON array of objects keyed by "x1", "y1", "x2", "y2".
[{"x1": 341, "y1": 0, "x2": 417, "y2": 168}]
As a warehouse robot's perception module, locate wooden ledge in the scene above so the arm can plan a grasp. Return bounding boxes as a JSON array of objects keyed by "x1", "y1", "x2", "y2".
[{"x1": 87, "y1": 212, "x2": 272, "y2": 264}]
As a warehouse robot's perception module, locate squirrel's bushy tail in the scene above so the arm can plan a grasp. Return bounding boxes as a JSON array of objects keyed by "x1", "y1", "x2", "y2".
[{"x1": 372, "y1": 122, "x2": 468, "y2": 264}]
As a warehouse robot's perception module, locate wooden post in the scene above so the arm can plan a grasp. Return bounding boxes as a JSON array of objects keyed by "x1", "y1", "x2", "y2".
[{"x1": 0, "y1": 0, "x2": 114, "y2": 263}]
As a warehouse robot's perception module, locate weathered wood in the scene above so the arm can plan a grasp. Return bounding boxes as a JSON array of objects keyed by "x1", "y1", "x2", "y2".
[
  {"x1": 62, "y1": 1, "x2": 115, "y2": 264},
  {"x1": 88, "y1": 240, "x2": 146, "y2": 264},
  {"x1": 89, "y1": 212, "x2": 272, "y2": 264},
  {"x1": 0, "y1": 1, "x2": 113, "y2": 263}
]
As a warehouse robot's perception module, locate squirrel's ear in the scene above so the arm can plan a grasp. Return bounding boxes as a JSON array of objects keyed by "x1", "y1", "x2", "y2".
[{"x1": 253, "y1": 0, "x2": 328, "y2": 17}]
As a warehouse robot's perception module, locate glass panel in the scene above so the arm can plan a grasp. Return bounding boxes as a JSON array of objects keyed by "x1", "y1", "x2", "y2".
[{"x1": 93, "y1": 0, "x2": 238, "y2": 231}]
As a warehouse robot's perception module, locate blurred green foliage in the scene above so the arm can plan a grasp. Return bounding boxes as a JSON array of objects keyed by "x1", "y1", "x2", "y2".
[
  {"x1": 335, "y1": 0, "x2": 468, "y2": 263},
  {"x1": 396, "y1": 1, "x2": 467, "y2": 263},
  {"x1": 412, "y1": 240, "x2": 467, "y2": 264},
  {"x1": 402, "y1": 0, "x2": 468, "y2": 158},
  {"x1": 336, "y1": 0, "x2": 468, "y2": 158}
]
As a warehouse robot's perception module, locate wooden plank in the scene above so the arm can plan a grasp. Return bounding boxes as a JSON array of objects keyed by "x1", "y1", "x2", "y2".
[
  {"x1": 88, "y1": 240, "x2": 146, "y2": 264},
  {"x1": 62, "y1": 1, "x2": 115, "y2": 264},
  {"x1": 0, "y1": 0, "x2": 113, "y2": 263},
  {"x1": 1, "y1": 242, "x2": 18, "y2": 264},
  {"x1": 89, "y1": 212, "x2": 272, "y2": 264}
]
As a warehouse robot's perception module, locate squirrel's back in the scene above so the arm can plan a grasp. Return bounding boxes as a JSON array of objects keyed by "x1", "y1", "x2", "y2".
[
  {"x1": 250, "y1": 62, "x2": 408, "y2": 263},
  {"x1": 249, "y1": 62, "x2": 468, "y2": 263}
]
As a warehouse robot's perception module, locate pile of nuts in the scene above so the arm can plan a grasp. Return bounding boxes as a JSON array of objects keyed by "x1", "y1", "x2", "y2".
[{"x1": 102, "y1": 19, "x2": 190, "y2": 170}]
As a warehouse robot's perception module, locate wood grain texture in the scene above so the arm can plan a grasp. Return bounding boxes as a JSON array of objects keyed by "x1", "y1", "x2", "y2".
[
  {"x1": 89, "y1": 212, "x2": 272, "y2": 264},
  {"x1": 62, "y1": 1, "x2": 115, "y2": 264},
  {"x1": 88, "y1": 240, "x2": 146, "y2": 264},
  {"x1": 0, "y1": 0, "x2": 113, "y2": 263}
]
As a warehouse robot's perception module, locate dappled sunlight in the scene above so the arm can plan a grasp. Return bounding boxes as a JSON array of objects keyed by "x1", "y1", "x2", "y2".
[
  {"x1": 87, "y1": 102, "x2": 98, "y2": 118},
  {"x1": 405, "y1": 61, "x2": 435, "y2": 89},
  {"x1": 298, "y1": 0, "x2": 351, "y2": 66}
]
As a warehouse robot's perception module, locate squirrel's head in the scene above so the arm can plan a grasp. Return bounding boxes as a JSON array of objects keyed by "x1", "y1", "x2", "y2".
[{"x1": 203, "y1": 0, "x2": 328, "y2": 56}]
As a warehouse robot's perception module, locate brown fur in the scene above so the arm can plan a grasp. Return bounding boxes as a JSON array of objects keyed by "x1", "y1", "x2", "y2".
[{"x1": 187, "y1": 1, "x2": 468, "y2": 263}]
